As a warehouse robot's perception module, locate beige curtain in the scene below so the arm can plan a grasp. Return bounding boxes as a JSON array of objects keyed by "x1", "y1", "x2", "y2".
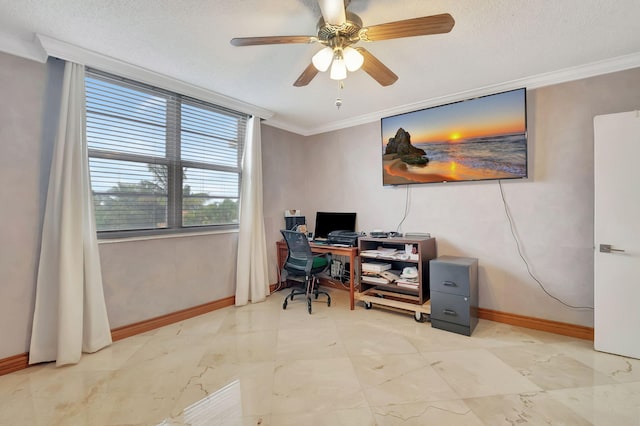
[
  {"x1": 235, "y1": 116, "x2": 270, "y2": 305},
  {"x1": 29, "y1": 61, "x2": 112, "y2": 366}
]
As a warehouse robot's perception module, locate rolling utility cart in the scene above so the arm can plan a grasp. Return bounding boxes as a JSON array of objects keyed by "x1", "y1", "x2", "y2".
[{"x1": 355, "y1": 236, "x2": 436, "y2": 322}]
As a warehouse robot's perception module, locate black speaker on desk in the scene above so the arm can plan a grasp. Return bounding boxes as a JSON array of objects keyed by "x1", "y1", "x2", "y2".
[{"x1": 285, "y1": 216, "x2": 306, "y2": 231}]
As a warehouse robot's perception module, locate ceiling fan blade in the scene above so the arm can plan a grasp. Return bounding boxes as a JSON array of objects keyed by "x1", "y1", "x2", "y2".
[
  {"x1": 230, "y1": 36, "x2": 315, "y2": 46},
  {"x1": 356, "y1": 47, "x2": 398, "y2": 86},
  {"x1": 293, "y1": 63, "x2": 320, "y2": 87},
  {"x1": 318, "y1": 0, "x2": 346, "y2": 25},
  {"x1": 361, "y1": 13, "x2": 455, "y2": 41}
]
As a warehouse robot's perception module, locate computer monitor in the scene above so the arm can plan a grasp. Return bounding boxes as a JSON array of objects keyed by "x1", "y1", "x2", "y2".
[{"x1": 313, "y1": 212, "x2": 357, "y2": 240}]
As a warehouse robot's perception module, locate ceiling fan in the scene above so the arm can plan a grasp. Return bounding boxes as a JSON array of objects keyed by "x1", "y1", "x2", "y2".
[{"x1": 230, "y1": 0, "x2": 454, "y2": 87}]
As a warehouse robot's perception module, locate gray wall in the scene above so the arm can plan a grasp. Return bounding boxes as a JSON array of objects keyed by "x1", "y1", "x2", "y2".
[
  {"x1": 99, "y1": 232, "x2": 238, "y2": 329},
  {"x1": 0, "y1": 51, "x2": 238, "y2": 358},
  {"x1": 261, "y1": 68, "x2": 640, "y2": 328},
  {"x1": 1, "y1": 53, "x2": 56, "y2": 359},
  {"x1": 261, "y1": 125, "x2": 308, "y2": 278}
]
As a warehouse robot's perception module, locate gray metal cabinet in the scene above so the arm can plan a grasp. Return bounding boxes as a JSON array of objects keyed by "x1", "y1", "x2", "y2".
[{"x1": 429, "y1": 256, "x2": 478, "y2": 336}]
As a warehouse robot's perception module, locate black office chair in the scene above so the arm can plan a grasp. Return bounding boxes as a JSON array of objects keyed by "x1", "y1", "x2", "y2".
[{"x1": 280, "y1": 229, "x2": 331, "y2": 314}]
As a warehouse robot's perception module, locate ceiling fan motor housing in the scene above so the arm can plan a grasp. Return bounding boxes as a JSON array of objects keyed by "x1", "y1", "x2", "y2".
[{"x1": 317, "y1": 11, "x2": 363, "y2": 48}]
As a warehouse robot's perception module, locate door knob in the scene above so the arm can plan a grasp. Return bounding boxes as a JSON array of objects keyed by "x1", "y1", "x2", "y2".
[{"x1": 599, "y1": 244, "x2": 625, "y2": 253}]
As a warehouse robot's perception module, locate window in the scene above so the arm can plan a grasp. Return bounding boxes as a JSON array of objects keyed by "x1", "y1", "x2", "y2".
[{"x1": 85, "y1": 69, "x2": 247, "y2": 236}]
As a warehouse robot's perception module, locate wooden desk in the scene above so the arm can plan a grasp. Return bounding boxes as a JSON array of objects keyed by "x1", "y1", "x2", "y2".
[{"x1": 276, "y1": 240, "x2": 359, "y2": 310}]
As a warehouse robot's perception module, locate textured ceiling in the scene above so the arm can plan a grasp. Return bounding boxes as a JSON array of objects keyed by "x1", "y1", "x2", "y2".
[{"x1": 1, "y1": 0, "x2": 639, "y2": 135}]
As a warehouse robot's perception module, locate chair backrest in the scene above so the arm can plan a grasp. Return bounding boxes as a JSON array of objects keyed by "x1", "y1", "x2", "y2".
[{"x1": 281, "y1": 229, "x2": 314, "y2": 273}]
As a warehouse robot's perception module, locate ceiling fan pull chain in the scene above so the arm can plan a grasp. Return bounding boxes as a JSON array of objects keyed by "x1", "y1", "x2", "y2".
[{"x1": 335, "y1": 81, "x2": 344, "y2": 109}]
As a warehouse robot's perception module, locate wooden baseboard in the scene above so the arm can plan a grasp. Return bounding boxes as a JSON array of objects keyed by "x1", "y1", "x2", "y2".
[
  {"x1": 271, "y1": 282, "x2": 594, "y2": 340},
  {"x1": 0, "y1": 296, "x2": 236, "y2": 377},
  {"x1": 0, "y1": 353, "x2": 29, "y2": 376},
  {"x1": 111, "y1": 296, "x2": 235, "y2": 341},
  {"x1": 478, "y1": 308, "x2": 594, "y2": 341}
]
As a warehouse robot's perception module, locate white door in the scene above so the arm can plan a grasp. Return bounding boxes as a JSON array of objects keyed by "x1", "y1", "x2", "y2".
[{"x1": 594, "y1": 111, "x2": 640, "y2": 359}]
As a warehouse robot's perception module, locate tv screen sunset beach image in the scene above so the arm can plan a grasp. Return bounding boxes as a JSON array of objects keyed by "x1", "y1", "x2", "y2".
[{"x1": 381, "y1": 88, "x2": 527, "y2": 185}]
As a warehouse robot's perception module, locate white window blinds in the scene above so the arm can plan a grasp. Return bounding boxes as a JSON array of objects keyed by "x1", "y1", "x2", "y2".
[{"x1": 85, "y1": 69, "x2": 247, "y2": 236}]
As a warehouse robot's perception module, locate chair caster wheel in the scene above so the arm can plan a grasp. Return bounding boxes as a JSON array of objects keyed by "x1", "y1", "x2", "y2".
[
  {"x1": 364, "y1": 301, "x2": 372, "y2": 310},
  {"x1": 283, "y1": 300, "x2": 288, "y2": 310},
  {"x1": 327, "y1": 297, "x2": 331, "y2": 307}
]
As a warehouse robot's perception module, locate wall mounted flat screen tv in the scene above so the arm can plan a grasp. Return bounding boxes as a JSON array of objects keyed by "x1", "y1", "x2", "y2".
[
  {"x1": 381, "y1": 88, "x2": 527, "y2": 186},
  {"x1": 313, "y1": 212, "x2": 357, "y2": 240}
]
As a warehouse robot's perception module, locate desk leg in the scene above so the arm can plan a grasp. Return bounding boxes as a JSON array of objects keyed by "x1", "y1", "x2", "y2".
[{"x1": 349, "y1": 252, "x2": 355, "y2": 310}]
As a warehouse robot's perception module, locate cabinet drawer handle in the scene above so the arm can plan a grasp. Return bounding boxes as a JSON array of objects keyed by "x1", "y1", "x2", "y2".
[
  {"x1": 443, "y1": 281, "x2": 457, "y2": 287},
  {"x1": 443, "y1": 309, "x2": 457, "y2": 316}
]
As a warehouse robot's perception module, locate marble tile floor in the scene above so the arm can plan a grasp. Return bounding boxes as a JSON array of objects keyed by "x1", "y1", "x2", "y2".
[{"x1": 1, "y1": 289, "x2": 639, "y2": 425}]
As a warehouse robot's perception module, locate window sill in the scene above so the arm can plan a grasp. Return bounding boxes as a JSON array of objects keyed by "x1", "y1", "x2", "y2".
[{"x1": 97, "y1": 228, "x2": 239, "y2": 245}]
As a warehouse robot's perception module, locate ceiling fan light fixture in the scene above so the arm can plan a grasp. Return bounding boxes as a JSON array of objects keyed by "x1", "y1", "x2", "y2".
[
  {"x1": 343, "y1": 46, "x2": 364, "y2": 72},
  {"x1": 330, "y1": 56, "x2": 347, "y2": 80},
  {"x1": 312, "y1": 46, "x2": 334, "y2": 72}
]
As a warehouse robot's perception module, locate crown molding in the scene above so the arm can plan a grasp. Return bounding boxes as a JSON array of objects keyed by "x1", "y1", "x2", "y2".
[
  {"x1": 280, "y1": 52, "x2": 640, "y2": 136},
  {"x1": 0, "y1": 31, "x2": 47, "y2": 63},
  {"x1": 261, "y1": 118, "x2": 312, "y2": 136},
  {"x1": 36, "y1": 34, "x2": 274, "y2": 120}
]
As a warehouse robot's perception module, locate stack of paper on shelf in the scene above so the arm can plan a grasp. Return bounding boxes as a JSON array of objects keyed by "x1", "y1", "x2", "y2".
[
  {"x1": 396, "y1": 278, "x2": 419, "y2": 289},
  {"x1": 361, "y1": 275, "x2": 391, "y2": 285},
  {"x1": 362, "y1": 262, "x2": 391, "y2": 273},
  {"x1": 360, "y1": 247, "x2": 398, "y2": 259}
]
